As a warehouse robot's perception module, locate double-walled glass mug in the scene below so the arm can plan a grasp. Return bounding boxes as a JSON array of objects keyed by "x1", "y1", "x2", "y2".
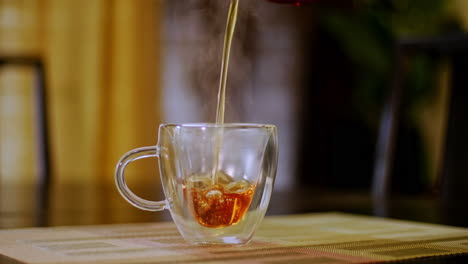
[{"x1": 115, "y1": 123, "x2": 278, "y2": 245}]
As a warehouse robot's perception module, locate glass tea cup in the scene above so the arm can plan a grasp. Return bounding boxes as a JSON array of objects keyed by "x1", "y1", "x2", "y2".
[{"x1": 115, "y1": 123, "x2": 278, "y2": 245}]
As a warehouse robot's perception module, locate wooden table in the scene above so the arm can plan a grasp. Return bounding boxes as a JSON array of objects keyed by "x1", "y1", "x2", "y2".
[{"x1": 1, "y1": 184, "x2": 467, "y2": 263}]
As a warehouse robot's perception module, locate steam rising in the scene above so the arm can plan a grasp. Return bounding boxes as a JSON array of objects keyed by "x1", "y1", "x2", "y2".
[
  {"x1": 165, "y1": 0, "x2": 258, "y2": 122},
  {"x1": 163, "y1": 0, "x2": 304, "y2": 190}
]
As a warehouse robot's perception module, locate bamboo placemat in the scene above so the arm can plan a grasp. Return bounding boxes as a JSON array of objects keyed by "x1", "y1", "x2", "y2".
[{"x1": 1, "y1": 212, "x2": 468, "y2": 263}]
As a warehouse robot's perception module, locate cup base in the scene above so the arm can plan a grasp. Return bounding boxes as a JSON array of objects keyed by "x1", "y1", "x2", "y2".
[{"x1": 187, "y1": 236, "x2": 252, "y2": 246}]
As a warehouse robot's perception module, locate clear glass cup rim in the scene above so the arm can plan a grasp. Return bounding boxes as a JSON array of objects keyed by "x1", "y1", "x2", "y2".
[{"x1": 160, "y1": 123, "x2": 277, "y2": 130}]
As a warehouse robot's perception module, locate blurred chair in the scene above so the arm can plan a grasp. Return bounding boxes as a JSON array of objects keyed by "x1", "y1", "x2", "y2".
[
  {"x1": 372, "y1": 33, "x2": 468, "y2": 218},
  {"x1": 0, "y1": 55, "x2": 50, "y2": 226}
]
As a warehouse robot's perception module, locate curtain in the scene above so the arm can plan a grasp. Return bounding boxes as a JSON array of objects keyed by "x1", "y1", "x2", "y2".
[{"x1": 0, "y1": 0, "x2": 163, "y2": 185}]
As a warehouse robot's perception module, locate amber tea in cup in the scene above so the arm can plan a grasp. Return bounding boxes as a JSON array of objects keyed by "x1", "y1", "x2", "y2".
[{"x1": 115, "y1": 123, "x2": 278, "y2": 245}]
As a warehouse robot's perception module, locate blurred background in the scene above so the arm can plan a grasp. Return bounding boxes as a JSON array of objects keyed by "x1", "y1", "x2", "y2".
[{"x1": 1, "y1": 0, "x2": 468, "y2": 227}]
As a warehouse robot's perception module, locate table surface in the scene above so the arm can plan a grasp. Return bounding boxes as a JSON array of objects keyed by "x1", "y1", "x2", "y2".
[
  {"x1": 1, "y1": 212, "x2": 468, "y2": 264},
  {"x1": 1, "y1": 183, "x2": 467, "y2": 263}
]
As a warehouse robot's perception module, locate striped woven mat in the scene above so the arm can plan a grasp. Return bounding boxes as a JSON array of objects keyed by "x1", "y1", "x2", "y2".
[{"x1": 1, "y1": 212, "x2": 468, "y2": 263}]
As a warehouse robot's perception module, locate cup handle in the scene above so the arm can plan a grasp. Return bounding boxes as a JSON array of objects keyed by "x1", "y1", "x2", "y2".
[{"x1": 115, "y1": 146, "x2": 168, "y2": 211}]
